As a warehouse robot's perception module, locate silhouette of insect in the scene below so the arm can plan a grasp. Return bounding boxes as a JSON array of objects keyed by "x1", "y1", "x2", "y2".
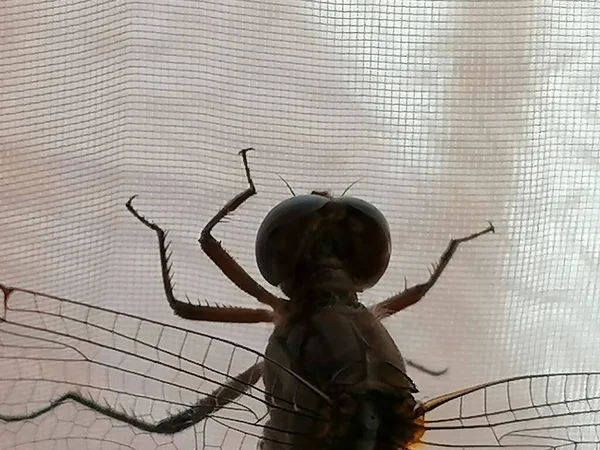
[{"x1": 1, "y1": 149, "x2": 598, "y2": 450}]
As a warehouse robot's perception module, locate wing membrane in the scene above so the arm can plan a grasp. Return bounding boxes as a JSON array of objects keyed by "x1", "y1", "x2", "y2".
[
  {"x1": 0, "y1": 286, "x2": 287, "y2": 450},
  {"x1": 2, "y1": 285, "x2": 598, "y2": 450},
  {"x1": 416, "y1": 373, "x2": 600, "y2": 450}
]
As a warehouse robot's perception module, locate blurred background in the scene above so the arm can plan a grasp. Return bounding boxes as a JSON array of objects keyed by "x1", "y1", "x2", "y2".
[{"x1": 1, "y1": 1, "x2": 599, "y2": 449}]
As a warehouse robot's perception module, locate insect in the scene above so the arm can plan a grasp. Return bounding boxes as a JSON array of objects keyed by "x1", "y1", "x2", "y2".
[{"x1": 1, "y1": 149, "x2": 599, "y2": 449}]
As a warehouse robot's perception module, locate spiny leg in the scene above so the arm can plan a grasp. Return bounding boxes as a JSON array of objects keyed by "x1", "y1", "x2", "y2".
[
  {"x1": 126, "y1": 195, "x2": 273, "y2": 323},
  {"x1": 0, "y1": 363, "x2": 263, "y2": 434},
  {"x1": 373, "y1": 222, "x2": 495, "y2": 319},
  {"x1": 198, "y1": 148, "x2": 285, "y2": 311}
]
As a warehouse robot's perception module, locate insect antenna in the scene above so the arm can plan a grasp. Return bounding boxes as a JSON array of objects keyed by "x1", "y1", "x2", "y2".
[
  {"x1": 277, "y1": 174, "x2": 296, "y2": 196},
  {"x1": 341, "y1": 177, "x2": 363, "y2": 196}
]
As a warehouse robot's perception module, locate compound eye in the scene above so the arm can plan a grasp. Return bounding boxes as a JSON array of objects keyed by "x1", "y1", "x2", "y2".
[
  {"x1": 255, "y1": 194, "x2": 392, "y2": 291},
  {"x1": 255, "y1": 194, "x2": 329, "y2": 286},
  {"x1": 333, "y1": 197, "x2": 392, "y2": 290}
]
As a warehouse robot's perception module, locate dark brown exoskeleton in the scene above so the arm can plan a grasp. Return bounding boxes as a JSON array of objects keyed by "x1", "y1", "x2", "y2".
[{"x1": 122, "y1": 149, "x2": 494, "y2": 450}]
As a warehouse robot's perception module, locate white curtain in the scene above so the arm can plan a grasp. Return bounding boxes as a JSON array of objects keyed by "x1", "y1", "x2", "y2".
[{"x1": 1, "y1": 1, "x2": 599, "y2": 449}]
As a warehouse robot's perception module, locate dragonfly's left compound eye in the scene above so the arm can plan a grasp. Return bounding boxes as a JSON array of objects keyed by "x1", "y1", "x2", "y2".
[
  {"x1": 255, "y1": 194, "x2": 330, "y2": 287},
  {"x1": 255, "y1": 194, "x2": 392, "y2": 292}
]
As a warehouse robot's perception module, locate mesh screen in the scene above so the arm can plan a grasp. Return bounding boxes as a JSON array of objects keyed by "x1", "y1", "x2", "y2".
[{"x1": 1, "y1": 1, "x2": 599, "y2": 449}]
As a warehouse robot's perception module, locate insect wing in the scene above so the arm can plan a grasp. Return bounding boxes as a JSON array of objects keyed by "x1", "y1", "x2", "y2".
[
  {"x1": 414, "y1": 373, "x2": 600, "y2": 450},
  {"x1": 0, "y1": 286, "x2": 279, "y2": 450}
]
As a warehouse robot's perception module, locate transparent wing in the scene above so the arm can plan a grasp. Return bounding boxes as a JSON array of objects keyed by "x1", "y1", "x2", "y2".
[
  {"x1": 0, "y1": 285, "x2": 298, "y2": 450},
  {"x1": 2, "y1": 285, "x2": 598, "y2": 450},
  {"x1": 415, "y1": 373, "x2": 600, "y2": 450}
]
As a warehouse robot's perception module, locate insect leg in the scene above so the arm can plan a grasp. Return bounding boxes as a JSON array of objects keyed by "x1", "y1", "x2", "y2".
[
  {"x1": 405, "y1": 358, "x2": 448, "y2": 377},
  {"x1": 372, "y1": 222, "x2": 495, "y2": 318},
  {"x1": 0, "y1": 362, "x2": 263, "y2": 434},
  {"x1": 127, "y1": 195, "x2": 274, "y2": 323},
  {"x1": 198, "y1": 148, "x2": 285, "y2": 311}
]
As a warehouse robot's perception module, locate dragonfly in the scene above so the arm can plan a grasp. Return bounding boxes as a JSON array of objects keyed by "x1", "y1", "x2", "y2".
[{"x1": 1, "y1": 149, "x2": 599, "y2": 449}]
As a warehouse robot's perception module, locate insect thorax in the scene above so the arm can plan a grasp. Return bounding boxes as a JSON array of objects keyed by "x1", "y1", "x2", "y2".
[{"x1": 262, "y1": 304, "x2": 422, "y2": 450}]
